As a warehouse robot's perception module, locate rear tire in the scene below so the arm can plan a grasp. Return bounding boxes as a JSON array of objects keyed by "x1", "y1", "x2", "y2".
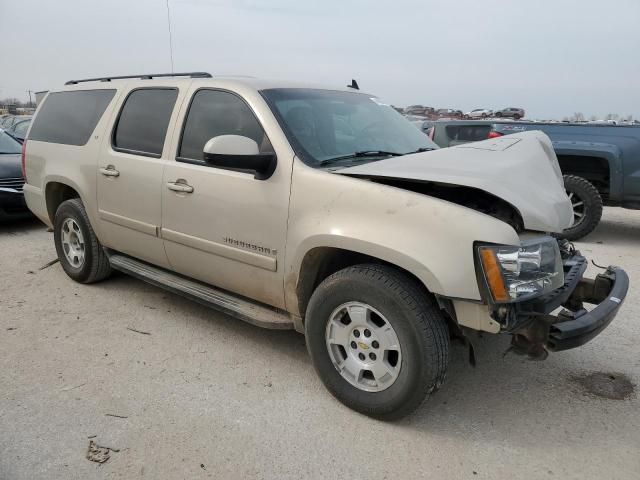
[
  {"x1": 54, "y1": 198, "x2": 112, "y2": 283},
  {"x1": 305, "y1": 264, "x2": 449, "y2": 420},
  {"x1": 495, "y1": 111, "x2": 502, "y2": 117},
  {"x1": 559, "y1": 175, "x2": 603, "y2": 241}
]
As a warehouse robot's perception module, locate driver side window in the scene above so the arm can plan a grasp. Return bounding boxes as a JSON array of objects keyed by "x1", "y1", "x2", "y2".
[{"x1": 178, "y1": 90, "x2": 272, "y2": 163}]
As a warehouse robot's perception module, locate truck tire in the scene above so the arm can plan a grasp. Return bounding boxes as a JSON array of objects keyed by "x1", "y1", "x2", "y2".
[
  {"x1": 560, "y1": 175, "x2": 603, "y2": 241},
  {"x1": 305, "y1": 264, "x2": 449, "y2": 420},
  {"x1": 53, "y1": 198, "x2": 112, "y2": 283}
]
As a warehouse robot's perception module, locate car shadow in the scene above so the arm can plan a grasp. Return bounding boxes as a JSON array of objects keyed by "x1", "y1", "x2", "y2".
[{"x1": 0, "y1": 216, "x2": 45, "y2": 235}]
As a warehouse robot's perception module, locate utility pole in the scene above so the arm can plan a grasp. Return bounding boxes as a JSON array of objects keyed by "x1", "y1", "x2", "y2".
[{"x1": 27, "y1": 90, "x2": 33, "y2": 108}]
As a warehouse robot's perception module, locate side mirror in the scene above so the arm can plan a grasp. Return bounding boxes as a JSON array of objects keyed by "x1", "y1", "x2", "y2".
[{"x1": 203, "y1": 135, "x2": 276, "y2": 180}]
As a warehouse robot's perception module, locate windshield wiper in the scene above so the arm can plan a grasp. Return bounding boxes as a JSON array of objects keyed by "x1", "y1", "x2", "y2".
[
  {"x1": 319, "y1": 150, "x2": 403, "y2": 167},
  {"x1": 406, "y1": 147, "x2": 436, "y2": 154}
]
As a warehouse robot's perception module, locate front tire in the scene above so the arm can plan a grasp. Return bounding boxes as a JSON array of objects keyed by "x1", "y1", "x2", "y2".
[
  {"x1": 54, "y1": 198, "x2": 112, "y2": 283},
  {"x1": 559, "y1": 175, "x2": 603, "y2": 241},
  {"x1": 305, "y1": 264, "x2": 449, "y2": 420}
]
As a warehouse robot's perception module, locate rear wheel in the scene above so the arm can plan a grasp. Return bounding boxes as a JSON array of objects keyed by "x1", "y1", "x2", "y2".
[
  {"x1": 54, "y1": 198, "x2": 112, "y2": 283},
  {"x1": 559, "y1": 175, "x2": 603, "y2": 241},
  {"x1": 305, "y1": 264, "x2": 449, "y2": 420},
  {"x1": 495, "y1": 111, "x2": 502, "y2": 117}
]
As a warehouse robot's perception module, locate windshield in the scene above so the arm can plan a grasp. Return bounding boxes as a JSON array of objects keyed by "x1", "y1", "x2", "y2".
[
  {"x1": 261, "y1": 88, "x2": 438, "y2": 168},
  {"x1": 0, "y1": 130, "x2": 21, "y2": 154}
]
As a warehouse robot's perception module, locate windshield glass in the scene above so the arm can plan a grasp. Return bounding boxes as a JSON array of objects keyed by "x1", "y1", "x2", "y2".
[
  {"x1": 261, "y1": 88, "x2": 438, "y2": 167},
  {"x1": 0, "y1": 130, "x2": 21, "y2": 154}
]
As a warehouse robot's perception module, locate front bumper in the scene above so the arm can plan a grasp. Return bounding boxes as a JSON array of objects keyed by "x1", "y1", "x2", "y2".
[{"x1": 508, "y1": 252, "x2": 629, "y2": 356}]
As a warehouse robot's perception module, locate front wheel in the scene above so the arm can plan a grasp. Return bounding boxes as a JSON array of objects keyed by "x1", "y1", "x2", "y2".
[
  {"x1": 559, "y1": 175, "x2": 603, "y2": 241},
  {"x1": 305, "y1": 264, "x2": 449, "y2": 420}
]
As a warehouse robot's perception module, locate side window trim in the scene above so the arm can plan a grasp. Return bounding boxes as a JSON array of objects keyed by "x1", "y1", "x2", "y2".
[
  {"x1": 175, "y1": 87, "x2": 267, "y2": 165},
  {"x1": 110, "y1": 87, "x2": 178, "y2": 159}
]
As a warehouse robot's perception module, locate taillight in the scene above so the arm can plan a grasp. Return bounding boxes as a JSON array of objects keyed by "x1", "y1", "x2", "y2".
[
  {"x1": 21, "y1": 140, "x2": 27, "y2": 179},
  {"x1": 487, "y1": 131, "x2": 503, "y2": 139}
]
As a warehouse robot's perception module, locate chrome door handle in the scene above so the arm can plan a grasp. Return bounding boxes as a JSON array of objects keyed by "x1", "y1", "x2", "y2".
[
  {"x1": 166, "y1": 181, "x2": 194, "y2": 193},
  {"x1": 99, "y1": 165, "x2": 120, "y2": 177}
]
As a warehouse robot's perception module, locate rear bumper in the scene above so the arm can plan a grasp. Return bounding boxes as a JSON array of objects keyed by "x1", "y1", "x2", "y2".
[{"x1": 511, "y1": 253, "x2": 629, "y2": 356}]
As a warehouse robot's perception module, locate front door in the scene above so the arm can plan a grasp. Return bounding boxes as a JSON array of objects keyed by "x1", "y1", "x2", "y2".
[
  {"x1": 96, "y1": 87, "x2": 181, "y2": 268},
  {"x1": 161, "y1": 88, "x2": 293, "y2": 309}
]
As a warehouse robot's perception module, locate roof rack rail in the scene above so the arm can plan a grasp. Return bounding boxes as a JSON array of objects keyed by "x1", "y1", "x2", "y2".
[{"x1": 65, "y1": 72, "x2": 212, "y2": 85}]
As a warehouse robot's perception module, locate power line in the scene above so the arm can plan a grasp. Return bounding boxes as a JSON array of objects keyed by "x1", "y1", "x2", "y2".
[{"x1": 165, "y1": 0, "x2": 175, "y2": 73}]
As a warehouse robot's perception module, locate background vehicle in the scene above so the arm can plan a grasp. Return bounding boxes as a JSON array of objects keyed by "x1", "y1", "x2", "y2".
[
  {"x1": 404, "y1": 105, "x2": 434, "y2": 117},
  {"x1": 0, "y1": 115, "x2": 31, "y2": 130},
  {"x1": 465, "y1": 108, "x2": 493, "y2": 119},
  {"x1": 0, "y1": 130, "x2": 30, "y2": 219},
  {"x1": 5, "y1": 116, "x2": 32, "y2": 143},
  {"x1": 434, "y1": 108, "x2": 463, "y2": 119},
  {"x1": 494, "y1": 107, "x2": 525, "y2": 119},
  {"x1": 22, "y1": 73, "x2": 628, "y2": 419},
  {"x1": 429, "y1": 120, "x2": 640, "y2": 239}
]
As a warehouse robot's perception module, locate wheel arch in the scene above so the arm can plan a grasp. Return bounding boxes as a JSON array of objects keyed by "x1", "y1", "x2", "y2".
[
  {"x1": 288, "y1": 239, "x2": 443, "y2": 321},
  {"x1": 553, "y1": 142, "x2": 623, "y2": 202},
  {"x1": 44, "y1": 180, "x2": 82, "y2": 224}
]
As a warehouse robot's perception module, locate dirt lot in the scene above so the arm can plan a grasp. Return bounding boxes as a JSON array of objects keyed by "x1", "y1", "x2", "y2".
[{"x1": 1, "y1": 208, "x2": 639, "y2": 480}]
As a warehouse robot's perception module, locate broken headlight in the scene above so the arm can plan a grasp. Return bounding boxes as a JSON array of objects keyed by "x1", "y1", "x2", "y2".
[{"x1": 477, "y1": 237, "x2": 564, "y2": 303}]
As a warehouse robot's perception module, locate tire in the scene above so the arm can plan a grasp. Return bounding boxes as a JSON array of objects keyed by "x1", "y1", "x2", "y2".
[
  {"x1": 54, "y1": 198, "x2": 112, "y2": 283},
  {"x1": 495, "y1": 111, "x2": 502, "y2": 117},
  {"x1": 559, "y1": 175, "x2": 603, "y2": 241},
  {"x1": 305, "y1": 264, "x2": 449, "y2": 420},
  {"x1": 513, "y1": 114, "x2": 521, "y2": 120}
]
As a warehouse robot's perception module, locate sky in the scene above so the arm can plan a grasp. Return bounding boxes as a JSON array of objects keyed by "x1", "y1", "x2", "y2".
[{"x1": 1, "y1": 0, "x2": 639, "y2": 119}]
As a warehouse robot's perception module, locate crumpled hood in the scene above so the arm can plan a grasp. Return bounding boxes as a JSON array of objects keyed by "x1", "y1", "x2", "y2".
[{"x1": 338, "y1": 131, "x2": 573, "y2": 232}]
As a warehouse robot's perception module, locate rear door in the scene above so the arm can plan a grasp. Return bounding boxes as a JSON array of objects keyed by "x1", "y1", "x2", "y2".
[{"x1": 96, "y1": 86, "x2": 183, "y2": 268}]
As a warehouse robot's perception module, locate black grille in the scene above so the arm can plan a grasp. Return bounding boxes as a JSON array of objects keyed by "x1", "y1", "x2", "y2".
[{"x1": 0, "y1": 177, "x2": 24, "y2": 191}]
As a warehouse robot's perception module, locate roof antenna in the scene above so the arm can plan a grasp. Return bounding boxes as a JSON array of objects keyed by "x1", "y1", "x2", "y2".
[{"x1": 347, "y1": 79, "x2": 359, "y2": 90}]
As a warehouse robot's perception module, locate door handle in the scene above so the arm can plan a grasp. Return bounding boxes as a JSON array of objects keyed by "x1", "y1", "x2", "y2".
[
  {"x1": 166, "y1": 181, "x2": 194, "y2": 193},
  {"x1": 99, "y1": 165, "x2": 120, "y2": 177}
]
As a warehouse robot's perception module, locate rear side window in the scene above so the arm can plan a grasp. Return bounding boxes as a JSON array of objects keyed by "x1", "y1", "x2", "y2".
[
  {"x1": 445, "y1": 125, "x2": 491, "y2": 142},
  {"x1": 113, "y1": 88, "x2": 178, "y2": 157},
  {"x1": 28, "y1": 90, "x2": 115, "y2": 145},
  {"x1": 178, "y1": 89, "x2": 270, "y2": 162}
]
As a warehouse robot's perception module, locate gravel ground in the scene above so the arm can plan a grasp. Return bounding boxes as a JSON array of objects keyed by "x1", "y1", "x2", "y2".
[{"x1": 1, "y1": 207, "x2": 639, "y2": 480}]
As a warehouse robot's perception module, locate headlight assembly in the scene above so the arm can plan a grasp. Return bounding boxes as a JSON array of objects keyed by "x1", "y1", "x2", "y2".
[{"x1": 477, "y1": 237, "x2": 564, "y2": 303}]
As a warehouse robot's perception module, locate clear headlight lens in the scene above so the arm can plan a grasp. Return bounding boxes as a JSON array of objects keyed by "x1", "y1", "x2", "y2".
[{"x1": 477, "y1": 237, "x2": 564, "y2": 303}]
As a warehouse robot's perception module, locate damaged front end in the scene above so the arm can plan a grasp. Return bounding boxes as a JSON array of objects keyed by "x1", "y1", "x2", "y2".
[{"x1": 476, "y1": 239, "x2": 629, "y2": 359}]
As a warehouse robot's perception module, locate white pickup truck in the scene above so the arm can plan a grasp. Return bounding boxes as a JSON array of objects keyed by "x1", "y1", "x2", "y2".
[{"x1": 22, "y1": 72, "x2": 629, "y2": 419}]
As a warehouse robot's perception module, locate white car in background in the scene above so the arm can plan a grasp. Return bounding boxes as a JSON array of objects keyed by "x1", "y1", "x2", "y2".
[{"x1": 465, "y1": 108, "x2": 493, "y2": 119}]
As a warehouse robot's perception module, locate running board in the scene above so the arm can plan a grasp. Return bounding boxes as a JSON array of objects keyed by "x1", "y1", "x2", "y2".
[{"x1": 108, "y1": 254, "x2": 294, "y2": 330}]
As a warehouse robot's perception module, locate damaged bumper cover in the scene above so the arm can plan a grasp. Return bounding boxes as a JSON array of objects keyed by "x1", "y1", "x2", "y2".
[{"x1": 508, "y1": 253, "x2": 629, "y2": 356}]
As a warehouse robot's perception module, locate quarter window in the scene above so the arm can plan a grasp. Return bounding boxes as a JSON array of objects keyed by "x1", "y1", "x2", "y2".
[
  {"x1": 28, "y1": 89, "x2": 115, "y2": 145},
  {"x1": 178, "y1": 90, "x2": 271, "y2": 162},
  {"x1": 113, "y1": 88, "x2": 178, "y2": 157}
]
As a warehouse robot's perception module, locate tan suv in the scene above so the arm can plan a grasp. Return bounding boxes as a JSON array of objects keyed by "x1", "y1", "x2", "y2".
[{"x1": 22, "y1": 72, "x2": 628, "y2": 419}]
